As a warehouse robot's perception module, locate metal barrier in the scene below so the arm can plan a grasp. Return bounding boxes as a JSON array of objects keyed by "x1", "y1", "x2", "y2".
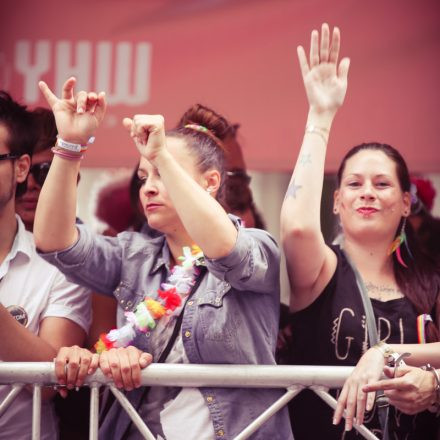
[{"x1": 0, "y1": 363, "x2": 379, "y2": 440}]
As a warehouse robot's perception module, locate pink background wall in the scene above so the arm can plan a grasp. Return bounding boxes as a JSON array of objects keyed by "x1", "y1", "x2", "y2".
[{"x1": 1, "y1": 0, "x2": 439, "y2": 172}]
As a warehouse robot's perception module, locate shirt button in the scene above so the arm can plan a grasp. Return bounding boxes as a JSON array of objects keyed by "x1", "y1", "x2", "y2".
[
  {"x1": 206, "y1": 396, "x2": 214, "y2": 403},
  {"x1": 126, "y1": 300, "x2": 133, "y2": 307},
  {"x1": 187, "y1": 300, "x2": 194, "y2": 306},
  {"x1": 120, "y1": 299, "x2": 125, "y2": 304},
  {"x1": 146, "y1": 332, "x2": 151, "y2": 338},
  {"x1": 184, "y1": 330, "x2": 191, "y2": 338},
  {"x1": 216, "y1": 429, "x2": 225, "y2": 437}
]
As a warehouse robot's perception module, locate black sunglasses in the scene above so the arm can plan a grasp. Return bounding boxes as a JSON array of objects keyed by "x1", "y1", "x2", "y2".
[
  {"x1": 0, "y1": 153, "x2": 19, "y2": 161},
  {"x1": 29, "y1": 161, "x2": 52, "y2": 187}
]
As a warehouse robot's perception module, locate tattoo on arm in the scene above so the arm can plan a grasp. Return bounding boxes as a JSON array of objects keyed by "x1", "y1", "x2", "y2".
[
  {"x1": 285, "y1": 179, "x2": 302, "y2": 199},
  {"x1": 298, "y1": 153, "x2": 312, "y2": 165}
]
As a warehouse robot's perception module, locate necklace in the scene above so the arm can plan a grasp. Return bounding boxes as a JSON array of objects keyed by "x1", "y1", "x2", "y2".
[{"x1": 95, "y1": 245, "x2": 204, "y2": 353}]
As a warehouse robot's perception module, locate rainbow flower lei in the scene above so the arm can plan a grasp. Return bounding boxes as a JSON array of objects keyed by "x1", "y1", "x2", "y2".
[{"x1": 95, "y1": 245, "x2": 204, "y2": 353}]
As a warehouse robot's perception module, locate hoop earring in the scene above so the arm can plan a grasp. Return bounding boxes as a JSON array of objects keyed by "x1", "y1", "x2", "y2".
[{"x1": 388, "y1": 217, "x2": 413, "y2": 268}]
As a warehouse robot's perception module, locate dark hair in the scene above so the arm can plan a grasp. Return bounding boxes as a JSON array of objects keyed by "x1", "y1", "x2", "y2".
[
  {"x1": 31, "y1": 107, "x2": 57, "y2": 154},
  {"x1": 0, "y1": 91, "x2": 36, "y2": 197},
  {"x1": 168, "y1": 104, "x2": 235, "y2": 201},
  {"x1": 337, "y1": 142, "x2": 440, "y2": 341}
]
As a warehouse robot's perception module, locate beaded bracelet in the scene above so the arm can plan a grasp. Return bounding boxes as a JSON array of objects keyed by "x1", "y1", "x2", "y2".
[{"x1": 422, "y1": 364, "x2": 440, "y2": 416}]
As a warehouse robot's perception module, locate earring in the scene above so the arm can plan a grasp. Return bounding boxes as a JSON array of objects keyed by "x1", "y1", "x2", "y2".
[
  {"x1": 206, "y1": 187, "x2": 213, "y2": 194},
  {"x1": 333, "y1": 208, "x2": 338, "y2": 214},
  {"x1": 388, "y1": 217, "x2": 413, "y2": 268}
]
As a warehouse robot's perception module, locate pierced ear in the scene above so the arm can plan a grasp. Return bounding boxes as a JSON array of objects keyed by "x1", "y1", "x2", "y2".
[
  {"x1": 202, "y1": 169, "x2": 221, "y2": 195},
  {"x1": 15, "y1": 154, "x2": 31, "y2": 184},
  {"x1": 333, "y1": 189, "x2": 340, "y2": 214},
  {"x1": 402, "y1": 191, "x2": 411, "y2": 217}
]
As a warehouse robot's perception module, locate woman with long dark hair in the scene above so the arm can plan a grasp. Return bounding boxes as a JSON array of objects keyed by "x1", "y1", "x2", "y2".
[{"x1": 280, "y1": 24, "x2": 440, "y2": 438}]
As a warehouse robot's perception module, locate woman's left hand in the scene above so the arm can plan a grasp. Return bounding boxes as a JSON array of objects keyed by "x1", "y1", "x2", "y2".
[
  {"x1": 99, "y1": 346, "x2": 153, "y2": 391},
  {"x1": 363, "y1": 364, "x2": 438, "y2": 415},
  {"x1": 123, "y1": 114, "x2": 167, "y2": 162},
  {"x1": 333, "y1": 347, "x2": 385, "y2": 430}
]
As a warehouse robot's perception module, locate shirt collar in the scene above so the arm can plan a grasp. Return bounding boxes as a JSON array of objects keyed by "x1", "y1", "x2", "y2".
[
  {"x1": 151, "y1": 237, "x2": 171, "y2": 274},
  {"x1": 13, "y1": 215, "x2": 33, "y2": 260},
  {"x1": 0, "y1": 216, "x2": 32, "y2": 273}
]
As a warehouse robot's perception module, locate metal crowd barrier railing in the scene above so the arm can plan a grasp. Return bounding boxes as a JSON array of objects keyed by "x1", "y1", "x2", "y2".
[{"x1": 0, "y1": 363, "x2": 380, "y2": 440}]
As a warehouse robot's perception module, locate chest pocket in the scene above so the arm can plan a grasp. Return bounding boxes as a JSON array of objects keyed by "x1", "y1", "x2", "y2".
[
  {"x1": 113, "y1": 281, "x2": 143, "y2": 312},
  {"x1": 196, "y1": 281, "x2": 231, "y2": 307}
]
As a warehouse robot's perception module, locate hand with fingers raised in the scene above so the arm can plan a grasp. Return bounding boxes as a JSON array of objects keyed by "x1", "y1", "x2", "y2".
[
  {"x1": 39, "y1": 77, "x2": 106, "y2": 146},
  {"x1": 297, "y1": 23, "x2": 350, "y2": 116},
  {"x1": 54, "y1": 345, "x2": 99, "y2": 398},
  {"x1": 333, "y1": 347, "x2": 385, "y2": 431},
  {"x1": 122, "y1": 114, "x2": 167, "y2": 163},
  {"x1": 99, "y1": 346, "x2": 153, "y2": 391}
]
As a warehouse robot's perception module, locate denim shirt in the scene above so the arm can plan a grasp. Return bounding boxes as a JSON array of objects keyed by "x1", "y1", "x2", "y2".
[{"x1": 41, "y1": 218, "x2": 293, "y2": 440}]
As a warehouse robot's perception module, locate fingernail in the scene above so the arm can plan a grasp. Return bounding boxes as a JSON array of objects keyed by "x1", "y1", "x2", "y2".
[
  {"x1": 75, "y1": 386, "x2": 80, "y2": 392},
  {"x1": 59, "y1": 380, "x2": 65, "y2": 386},
  {"x1": 332, "y1": 418, "x2": 337, "y2": 425},
  {"x1": 78, "y1": 108, "x2": 84, "y2": 114}
]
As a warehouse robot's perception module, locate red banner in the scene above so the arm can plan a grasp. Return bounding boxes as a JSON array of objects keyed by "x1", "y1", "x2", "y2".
[{"x1": 1, "y1": 0, "x2": 439, "y2": 171}]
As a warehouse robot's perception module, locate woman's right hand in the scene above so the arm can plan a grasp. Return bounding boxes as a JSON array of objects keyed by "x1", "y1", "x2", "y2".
[
  {"x1": 54, "y1": 346, "x2": 99, "y2": 398},
  {"x1": 99, "y1": 346, "x2": 153, "y2": 391},
  {"x1": 333, "y1": 347, "x2": 385, "y2": 430},
  {"x1": 39, "y1": 77, "x2": 106, "y2": 145},
  {"x1": 297, "y1": 23, "x2": 350, "y2": 115}
]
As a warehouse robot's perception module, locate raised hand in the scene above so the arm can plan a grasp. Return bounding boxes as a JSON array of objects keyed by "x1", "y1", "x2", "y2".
[
  {"x1": 297, "y1": 23, "x2": 350, "y2": 114},
  {"x1": 39, "y1": 77, "x2": 106, "y2": 145},
  {"x1": 123, "y1": 114, "x2": 167, "y2": 162}
]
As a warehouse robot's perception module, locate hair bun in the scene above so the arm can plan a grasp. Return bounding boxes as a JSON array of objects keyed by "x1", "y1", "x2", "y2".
[{"x1": 177, "y1": 104, "x2": 233, "y2": 141}]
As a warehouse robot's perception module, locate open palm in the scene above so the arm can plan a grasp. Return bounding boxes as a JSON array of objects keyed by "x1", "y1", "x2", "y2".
[{"x1": 298, "y1": 24, "x2": 350, "y2": 114}]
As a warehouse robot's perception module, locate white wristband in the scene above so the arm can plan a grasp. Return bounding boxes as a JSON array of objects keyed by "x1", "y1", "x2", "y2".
[
  {"x1": 56, "y1": 138, "x2": 83, "y2": 152},
  {"x1": 56, "y1": 136, "x2": 95, "y2": 153}
]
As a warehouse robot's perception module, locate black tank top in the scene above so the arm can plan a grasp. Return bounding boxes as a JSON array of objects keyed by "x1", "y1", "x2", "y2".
[{"x1": 286, "y1": 245, "x2": 438, "y2": 439}]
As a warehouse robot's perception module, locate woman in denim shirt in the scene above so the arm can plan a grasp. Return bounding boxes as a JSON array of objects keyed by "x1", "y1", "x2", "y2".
[{"x1": 34, "y1": 79, "x2": 293, "y2": 440}]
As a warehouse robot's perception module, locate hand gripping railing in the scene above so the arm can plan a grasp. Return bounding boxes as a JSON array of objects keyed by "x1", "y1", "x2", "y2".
[{"x1": 0, "y1": 363, "x2": 380, "y2": 440}]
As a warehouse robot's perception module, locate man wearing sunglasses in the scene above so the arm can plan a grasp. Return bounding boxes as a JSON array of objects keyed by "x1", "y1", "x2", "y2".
[
  {"x1": 15, "y1": 108, "x2": 56, "y2": 231},
  {"x1": 0, "y1": 92, "x2": 91, "y2": 439}
]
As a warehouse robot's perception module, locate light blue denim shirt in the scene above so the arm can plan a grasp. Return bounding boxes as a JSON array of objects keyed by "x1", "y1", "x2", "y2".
[{"x1": 41, "y1": 217, "x2": 293, "y2": 440}]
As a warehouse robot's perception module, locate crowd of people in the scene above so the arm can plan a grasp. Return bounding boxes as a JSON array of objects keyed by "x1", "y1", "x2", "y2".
[{"x1": 0, "y1": 23, "x2": 439, "y2": 440}]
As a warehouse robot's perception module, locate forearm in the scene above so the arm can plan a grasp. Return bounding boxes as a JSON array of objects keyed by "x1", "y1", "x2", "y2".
[
  {"x1": 0, "y1": 305, "x2": 58, "y2": 361},
  {"x1": 389, "y1": 342, "x2": 440, "y2": 368},
  {"x1": 34, "y1": 155, "x2": 80, "y2": 252},
  {"x1": 281, "y1": 110, "x2": 335, "y2": 240},
  {"x1": 154, "y1": 149, "x2": 237, "y2": 258}
]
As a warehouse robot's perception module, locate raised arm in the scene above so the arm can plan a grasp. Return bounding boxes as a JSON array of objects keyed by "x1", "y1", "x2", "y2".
[
  {"x1": 280, "y1": 24, "x2": 350, "y2": 311},
  {"x1": 123, "y1": 115, "x2": 237, "y2": 259},
  {"x1": 34, "y1": 77, "x2": 106, "y2": 252}
]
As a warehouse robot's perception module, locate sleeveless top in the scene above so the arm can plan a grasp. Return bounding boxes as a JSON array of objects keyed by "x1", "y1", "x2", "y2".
[{"x1": 285, "y1": 245, "x2": 438, "y2": 440}]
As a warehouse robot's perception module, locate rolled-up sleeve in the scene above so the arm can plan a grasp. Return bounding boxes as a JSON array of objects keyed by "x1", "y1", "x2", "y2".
[
  {"x1": 205, "y1": 224, "x2": 280, "y2": 294},
  {"x1": 39, "y1": 225, "x2": 123, "y2": 296}
]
